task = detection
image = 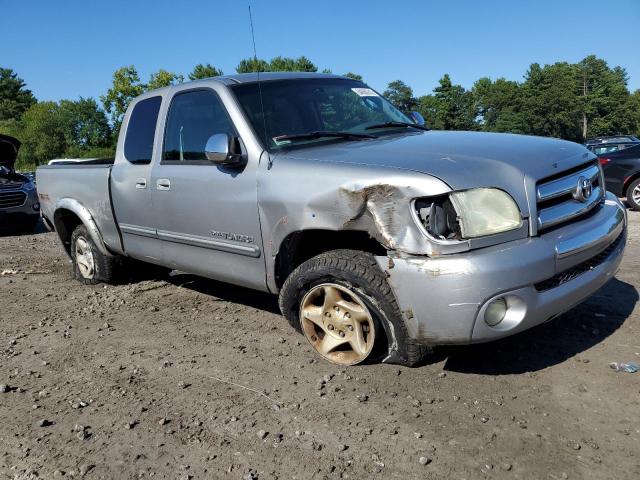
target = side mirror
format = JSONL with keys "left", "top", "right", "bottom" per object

{"left": 204, "top": 133, "right": 245, "bottom": 166}
{"left": 409, "top": 111, "right": 425, "bottom": 126}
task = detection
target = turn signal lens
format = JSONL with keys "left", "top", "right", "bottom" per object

{"left": 599, "top": 157, "right": 611, "bottom": 166}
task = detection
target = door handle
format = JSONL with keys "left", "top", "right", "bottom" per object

{"left": 135, "top": 178, "right": 147, "bottom": 189}
{"left": 157, "top": 179, "right": 171, "bottom": 191}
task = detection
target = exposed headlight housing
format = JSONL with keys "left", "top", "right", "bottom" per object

{"left": 449, "top": 188, "right": 522, "bottom": 238}
{"left": 415, "top": 188, "right": 522, "bottom": 240}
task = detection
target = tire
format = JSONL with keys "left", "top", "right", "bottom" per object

{"left": 70, "top": 224, "right": 119, "bottom": 285}
{"left": 625, "top": 178, "right": 640, "bottom": 211}
{"left": 279, "top": 249, "right": 431, "bottom": 367}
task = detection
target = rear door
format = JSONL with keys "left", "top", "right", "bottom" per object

{"left": 150, "top": 87, "right": 266, "bottom": 290}
{"left": 111, "top": 95, "right": 164, "bottom": 263}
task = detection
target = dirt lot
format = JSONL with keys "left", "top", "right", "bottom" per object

{"left": 1, "top": 211, "right": 639, "bottom": 480}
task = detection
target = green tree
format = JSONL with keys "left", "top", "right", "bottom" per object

{"left": 236, "top": 57, "right": 270, "bottom": 73}
{"left": 100, "top": 66, "right": 144, "bottom": 132}
{"left": 58, "top": 97, "right": 111, "bottom": 156}
{"left": 473, "top": 77, "right": 525, "bottom": 133}
{"left": 0, "top": 68, "right": 36, "bottom": 121}
{"left": 419, "top": 74, "right": 477, "bottom": 130}
{"left": 15, "top": 102, "right": 66, "bottom": 168}
{"left": 383, "top": 80, "right": 416, "bottom": 112}
{"left": 188, "top": 63, "right": 223, "bottom": 80}
{"left": 344, "top": 72, "right": 363, "bottom": 81}
{"left": 578, "top": 55, "right": 636, "bottom": 139}
{"left": 147, "top": 69, "right": 184, "bottom": 90}
{"left": 521, "top": 62, "right": 582, "bottom": 141}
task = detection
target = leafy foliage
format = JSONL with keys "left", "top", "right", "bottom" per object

{"left": 100, "top": 66, "right": 144, "bottom": 133}
{"left": 188, "top": 64, "right": 223, "bottom": 80}
{"left": 147, "top": 69, "right": 184, "bottom": 90}
{"left": 383, "top": 80, "right": 416, "bottom": 112}
{"left": 236, "top": 56, "right": 318, "bottom": 73}
{"left": 0, "top": 68, "right": 36, "bottom": 121}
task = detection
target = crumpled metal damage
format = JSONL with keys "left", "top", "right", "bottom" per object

{"left": 258, "top": 160, "right": 452, "bottom": 292}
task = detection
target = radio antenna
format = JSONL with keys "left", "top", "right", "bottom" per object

{"left": 248, "top": 5, "right": 269, "bottom": 153}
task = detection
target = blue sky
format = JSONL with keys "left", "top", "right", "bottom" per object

{"left": 3, "top": 0, "right": 639, "bottom": 102}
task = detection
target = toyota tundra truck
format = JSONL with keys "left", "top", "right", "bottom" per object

{"left": 36, "top": 73, "right": 627, "bottom": 366}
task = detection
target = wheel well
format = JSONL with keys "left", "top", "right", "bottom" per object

{"left": 274, "top": 229, "right": 387, "bottom": 288}
{"left": 624, "top": 172, "right": 640, "bottom": 194}
{"left": 53, "top": 209, "right": 82, "bottom": 255}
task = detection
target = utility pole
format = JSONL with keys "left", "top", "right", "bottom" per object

{"left": 581, "top": 69, "right": 588, "bottom": 141}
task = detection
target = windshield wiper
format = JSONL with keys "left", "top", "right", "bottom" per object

{"left": 273, "top": 131, "right": 375, "bottom": 142}
{"left": 365, "top": 122, "right": 429, "bottom": 131}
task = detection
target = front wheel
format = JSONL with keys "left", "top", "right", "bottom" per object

{"left": 279, "top": 249, "right": 431, "bottom": 366}
{"left": 626, "top": 178, "right": 640, "bottom": 211}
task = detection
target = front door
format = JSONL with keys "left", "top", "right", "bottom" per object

{"left": 150, "top": 88, "right": 266, "bottom": 291}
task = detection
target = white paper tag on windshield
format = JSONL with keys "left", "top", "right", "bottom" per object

{"left": 351, "top": 88, "right": 378, "bottom": 97}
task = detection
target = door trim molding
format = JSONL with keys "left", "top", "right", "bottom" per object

{"left": 157, "top": 229, "right": 261, "bottom": 258}
{"left": 119, "top": 223, "right": 158, "bottom": 239}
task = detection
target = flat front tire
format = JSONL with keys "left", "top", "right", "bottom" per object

{"left": 279, "top": 249, "right": 431, "bottom": 366}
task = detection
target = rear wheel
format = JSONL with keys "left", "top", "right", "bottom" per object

{"left": 279, "top": 249, "right": 431, "bottom": 366}
{"left": 626, "top": 178, "right": 640, "bottom": 211}
{"left": 70, "top": 225, "right": 119, "bottom": 285}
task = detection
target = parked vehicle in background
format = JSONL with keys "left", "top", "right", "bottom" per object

{"left": 36, "top": 73, "right": 627, "bottom": 366}
{"left": 586, "top": 135, "right": 640, "bottom": 155}
{"left": 598, "top": 143, "right": 640, "bottom": 211}
{"left": 0, "top": 134, "right": 40, "bottom": 232}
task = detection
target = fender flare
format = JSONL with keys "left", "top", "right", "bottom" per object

{"left": 53, "top": 198, "right": 113, "bottom": 257}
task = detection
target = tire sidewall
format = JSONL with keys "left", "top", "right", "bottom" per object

{"left": 282, "top": 261, "right": 399, "bottom": 365}
{"left": 627, "top": 179, "right": 640, "bottom": 211}
{"left": 71, "top": 226, "right": 100, "bottom": 284}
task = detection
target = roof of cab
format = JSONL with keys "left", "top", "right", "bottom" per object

{"left": 138, "top": 72, "right": 353, "bottom": 99}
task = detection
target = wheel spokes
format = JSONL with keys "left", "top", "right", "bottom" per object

{"left": 321, "top": 285, "right": 342, "bottom": 312}
{"left": 318, "top": 332, "right": 349, "bottom": 354}
{"left": 301, "top": 304, "right": 324, "bottom": 329}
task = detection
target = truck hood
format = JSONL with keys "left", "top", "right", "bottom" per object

{"left": 279, "top": 130, "right": 595, "bottom": 215}
{"left": 0, "top": 134, "right": 21, "bottom": 171}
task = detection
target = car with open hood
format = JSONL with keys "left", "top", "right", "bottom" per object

{"left": 0, "top": 134, "right": 40, "bottom": 231}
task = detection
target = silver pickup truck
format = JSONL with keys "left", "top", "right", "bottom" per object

{"left": 37, "top": 72, "right": 627, "bottom": 366}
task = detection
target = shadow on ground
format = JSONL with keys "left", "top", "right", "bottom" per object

{"left": 441, "top": 278, "right": 638, "bottom": 375}
{"left": 165, "top": 272, "right": 281, "bottom": 315}
{"left": 0, "top": 218, "right": 46, "bottom": 237}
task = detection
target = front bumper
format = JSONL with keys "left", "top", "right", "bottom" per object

{"left": 0, "top": 188, "right": 40, "bottom": 225}
{"left": 377, "top": 192, "right": 627, "bottom": 345}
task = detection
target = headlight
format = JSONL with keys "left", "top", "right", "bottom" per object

{"left": 23, "top": 181, "right": 36, "bottom": 191}
{"left": 449, "top": 188, "right": 522, "bottom": 238}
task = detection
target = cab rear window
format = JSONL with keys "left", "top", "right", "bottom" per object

{"left": 124, "top": 96, "right": 162, "bottom": 164}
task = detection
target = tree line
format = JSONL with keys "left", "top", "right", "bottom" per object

{"left": 1, "top": 54, "right": 638, "bottom": 170}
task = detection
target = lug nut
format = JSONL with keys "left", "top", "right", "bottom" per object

{"left": 339, "top": 331, "right": 345, "bottom": 338}
{"left": 324, "top": 312, "right": 331, "bottom": 317}
{"left": 347, "top": 325, "right": 353, "bottom": 331}
{"left": 345, "top": 313, "right": 351, "bottom": 319}
{"left": 334, "top": 306, "right": 340, "bottom": 312}
{"left": 328, "top": 324, "right": 334, "bottom": 331}
{"left": 310, "top": 335, "right": 317, "bottom": 341}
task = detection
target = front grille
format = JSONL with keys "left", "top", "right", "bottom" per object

{"left": 536, "top": 161, "right": 604, "bottom": 231}
{"left": 0, "top": 180, "right": 24, "bottom": 190}
{"left": 534, "top": 231, "right": 624, "bottom": 292}
{"left": 0, "top": 191, "right": 27, "bottom": 208}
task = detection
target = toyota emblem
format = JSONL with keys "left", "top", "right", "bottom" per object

{"left": 573, "top": 176, "right": 593, "bottom": 203}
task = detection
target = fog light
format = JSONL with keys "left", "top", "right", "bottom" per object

{"left": 484, "top": 298, "right": 507, "bottom": 326}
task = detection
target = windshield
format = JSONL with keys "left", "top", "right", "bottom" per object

{"left": 230, "top": 78, "right": 413, "bottom": 150}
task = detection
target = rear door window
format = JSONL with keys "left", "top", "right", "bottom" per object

{"left": 124, "top": 96, "right": 162, "bottom": 164}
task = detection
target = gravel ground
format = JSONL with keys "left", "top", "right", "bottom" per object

{"left": 1, "top": 210, "right": 639, "bottom": 479}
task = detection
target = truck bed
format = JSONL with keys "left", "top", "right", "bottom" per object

{"left": 36, "top": 164, "right": 122, "bottom": 254}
